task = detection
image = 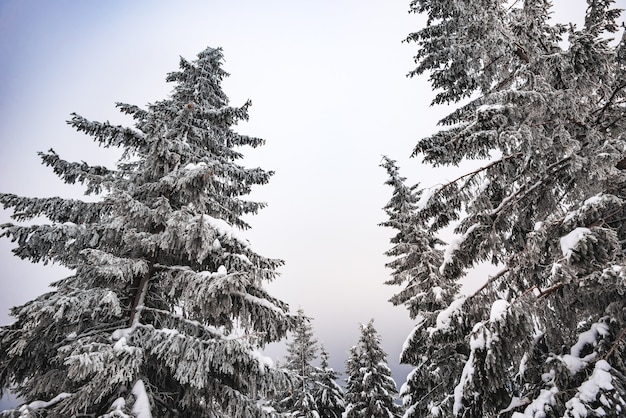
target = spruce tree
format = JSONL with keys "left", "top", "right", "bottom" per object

{"left": 277, "top": 309, "right": 320, "bottom": 417}
{"left": 312, "top": 347, "right": 345, "bottom": 418}
{"left": 343, "top": 320, "right": 401, "bottom": 418}
{"left": 379, "top": 156, "right": 465, "bottom": 417}
{"left": 401, "top": 0, "right": 626, "bottom": 416}
{"left": 379, "top": 156, "right": 459, "bottom": 318}
{"left": 0, "top": 46, "right": 294, "bottom": 417}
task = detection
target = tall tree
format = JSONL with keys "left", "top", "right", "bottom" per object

{"left": 402, "top": 0, "right": 626, "bottom": 416}
{"left": 379, "top": 156, "right": 465, "bottom": 417}
{"left": 0, "top": 46, "right": 294, "bottom": 417}
{"left": 277, "top": 309, "right": 320, "bottom": 417}
{"left": 312, "top": 346, "right": 345, "bottom": 418}
{"left": 343, "top": 320, "right": 401, "bottom": 418}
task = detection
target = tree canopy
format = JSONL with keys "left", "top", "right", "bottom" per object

{"left": 0, "top": 46, "right": 295, "bottom": 417}
{"left": 395, "top": 0, "right": 626, "bottom": 416}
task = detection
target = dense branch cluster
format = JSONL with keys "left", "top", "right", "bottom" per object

{"left": 381, "top": 0, "right": 626, "bottom": 416}
{"left": 0, "top": 47, "right": 295, "bottom": 417}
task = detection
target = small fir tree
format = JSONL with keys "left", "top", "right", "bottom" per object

{"left": 379, "top": 156, "right": 459, "bottom": 318}
{"left": 401, "top": 0, "right": 626, "bottom": 416}
{"left": 277, "top": 309, "right": 320, "bottom": 417}
{"left": 343, "top": 320, "right": 401, "bottom": 418}
{"left": 379, "top": 156, "right": 465, "bottom": 417}
{"left": 0, "top": 47, "right": 295, "bottom": 417}
{"left": 312, "top": 346, "right": 345, "bottom": 418}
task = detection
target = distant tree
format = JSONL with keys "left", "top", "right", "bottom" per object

{"left": 379, "top": 156, "right": 464, "bottom": 417}
{"left": 401, "top": 0, "right": 626, "bottom": 416}
{"left": 277, "top": 309, "right": 320, "bottom": 417}
{"left": 0, "top": 46, "right": 295, "bottom": 417}
{"left": 312, "top": 346, "right": 345, "bottom": 418}
{"left": 343, "top": 320, "right": 401, "bottom": 418}
{"left": 379, "top": 155, "right": 459, "bottom": 317}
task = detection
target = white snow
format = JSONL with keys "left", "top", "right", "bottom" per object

{"left": 564, "top": 193, "right": 604, "bottom": 222}
{"left": 559, "top": 322, "right": 610, "bottom": 374}
{"left": 233, "top": 291, "right": 285, "bottom": 315}
{"left": 249, "top": 349, "right": 274, "bottom": 375}
{"left": 440, "top": 224, "right": 480, "bottom": 274}
{"left": 113, "top": 337, "right": 135, "bottom": 354}
{"left": 469, "top": 323, "right": 487, "bottom": 350}
{"left": 183, "top": 161, "right": 207, "bottom": 170}
{"left": 572, "top": 323, "right": 610, "bottom": 357}
{"left": 513, "top": 386, "right": 558, "bottom": 418}
{"left": 197, "top": 265, "right": 228, "bottom": 279}
{"left": 19, "top": 393, "right": 72, "bottom": 414}
{"left": 477, "top": 104, "right": 504, "bottom": 112}
{"left": 203, "top": 214, "right": 250, "bottom": 248}
{"left": 400, "top": 316, "right": 426, "bottom": 359}
{"left": 559, "top": 228, "right": 591, "bottom": 259}
{"left": 417, "top": 186, "right": 438, "bottom": 211}
{"left": 489, "top": 299, "right": 509, "bottom": 322}
{"left": 131, "top": 379, "right": 153, "bottom": 418}
{"left": 428, "top": 297, "right": 466, "bottom": 336}
{"left": 561, "top": 353, "right": 596, "bottom": 375}
{"left": 580, "top": 363, "right": 614, "bottom": 401}
{"left": 228, "top": 252, "right": 252, "bottom": 265}
{"left": 565, "top": 360, "right": 614, "bottom": 417}
{"left": 112, "top": 327, "right": 133, "bottom": 341}
{"left": 499, "top": 396, "right": 529, "bottom": 414}
{"left": 109, "top": 397, "right": 127, "bottom": 414}
{"left": 453, "top": 350, "right": 476, "bottom": 415}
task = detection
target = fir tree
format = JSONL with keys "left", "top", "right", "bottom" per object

{"left": 379, "top": 156, "right": 465, "bottom": 417}
{"left": 277, "top": 309, "right": 320, "bottom": 417}
{"left": 343, "top": 320, "right": 401, "bottom": 418}
{"left": 402, "top": 0, "right": 626, "bottom": 416}
{"left": 312, "top": 347, "right": 345, "bottom": 418}
{"left": 379, "top": 156, "right": 459, "bottom": 319}
{"left": 0, "top": 46, "right": 295, "bottom": 417}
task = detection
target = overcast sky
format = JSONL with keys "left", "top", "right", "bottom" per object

{"left": 0, "top": 0, "right": 597, "bottom": 390}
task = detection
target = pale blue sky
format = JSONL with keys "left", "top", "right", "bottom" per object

{"left": 0, "top": 0, "right": 599, "bottom": 391}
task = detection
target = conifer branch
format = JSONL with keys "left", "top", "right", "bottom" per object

{"left": 604, "top": 327, "right": 626, "bottom": 361}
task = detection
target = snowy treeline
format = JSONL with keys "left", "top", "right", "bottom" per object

{"left": 1, "top": 0, "right": 625, "bottom": 417}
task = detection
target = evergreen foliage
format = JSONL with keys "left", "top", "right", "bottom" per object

{"left": 0, "top": 46, "right": 295, "bottom": 417}
{"left": 398, "top": 0, "right": 626, "bottom": 416}
{"left": 277, "top": 309, "right": 320, "bottom": 417}
{"left": 312, "top": 347, "right": 345, "bottom": 418}
{"left": 276, "top": 310, "right": 345, "bottom": 418}
{"left": 343, "top": 320, "right": 401, "bottom": 418}
{"left": 379, "top": 156, "right": 465, "bottom": 417}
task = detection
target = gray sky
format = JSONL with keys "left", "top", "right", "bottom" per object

{"left": 0, "top": 0, "right": 595, "bottom": 389}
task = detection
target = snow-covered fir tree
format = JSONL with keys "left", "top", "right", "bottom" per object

{"left": 343, "top": 320, "right": 401, "bottom": 418}
{"left": 400, "top": 0, "right": 626, "bottom": 416}
{"left": 276, "top": 309, "right": 320, "bottom": 417}
{"left": 379, "top": 155, "right": 459, "bottom": 318}
{"left": 312, "top": 346, "right": 345, "bottom": 418}
{"left": 0, "top": 46, "right": 295, "bottom": 417}
{"left": 379, "top": 156, "right": 465, "bottom": 417}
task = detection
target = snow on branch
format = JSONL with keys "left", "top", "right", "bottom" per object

{"left": 203, "top": 215, "right": 250, "bottom": 248}
{"left": 131, "top": 379, "right": 153, "bottom": 418}
{"left": 564, "top": 360, "right": 615, "bottom": 417}
{"left": 427, "top": 297, "right": 467, "bottom": 337}
{"left": 559, "top": 227, "right": 592, "bottom": 260}
{"left": 17, "top": 393, "right": 72, "bottom": 416}
{"left": 439, "top": 224, "right": 480, "bottom": 274}
{"left": 559, "top": 322, "right": 609, "bottom": 374}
